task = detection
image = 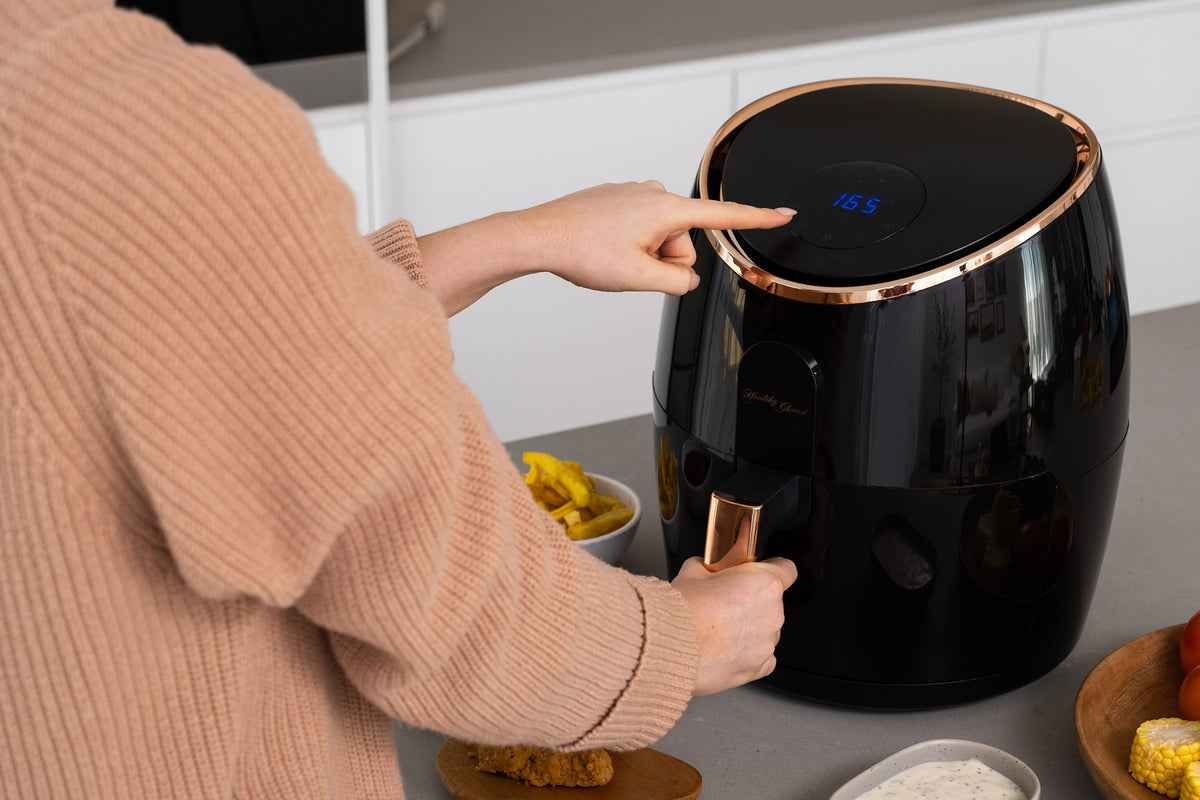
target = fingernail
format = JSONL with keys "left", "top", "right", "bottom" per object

{"left": 775, "top": 207, "right": 797, "bottom": 216}
{"left": 688, "top": 272, "right": 701, "bottom": 291}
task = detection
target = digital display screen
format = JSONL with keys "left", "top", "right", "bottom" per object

{"left": 831, "top": 192, "right": 887, "bottom": 214}
{"left": 784, "top": 161, "right": 926, "bottom": 249}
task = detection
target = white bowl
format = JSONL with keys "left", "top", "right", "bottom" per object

{"left": 829, "top": 739, "right": 1041, "bottom": 800}
{"left": 573, "top": 474, "right": 641, "bottom": 566}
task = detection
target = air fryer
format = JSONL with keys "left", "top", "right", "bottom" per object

{"left": 652, "top": 78, "right": 1129, "bottom": 709}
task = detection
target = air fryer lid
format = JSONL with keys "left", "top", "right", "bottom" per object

{"left": 721, "top": 83, "right": 1079, "bottom": 286}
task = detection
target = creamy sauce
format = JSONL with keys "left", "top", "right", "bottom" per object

{"left": 855, "top": 758, "right": 1027, "bottom": 800}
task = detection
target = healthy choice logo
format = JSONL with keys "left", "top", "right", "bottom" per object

{"left": 741, "top": 389, "right": 809, "bottom": 416}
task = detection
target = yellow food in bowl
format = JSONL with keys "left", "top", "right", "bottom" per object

{"left": 522, "top": 451, "right": 634, "bottom": 541}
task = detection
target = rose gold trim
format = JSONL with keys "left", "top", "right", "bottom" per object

{"left": 698, "top": 77, "right": 1101, "bottom": 305}
{"left": 704, "top": 492, "right": 761, "bottom": 570}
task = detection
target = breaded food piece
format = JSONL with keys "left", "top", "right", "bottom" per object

{"left": 466, "top": 741, "right": 614, "bottom": 787}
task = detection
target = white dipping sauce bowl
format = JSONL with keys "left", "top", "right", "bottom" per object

{"left": 828, "top": 739, "right": 1041, "bottom": 800}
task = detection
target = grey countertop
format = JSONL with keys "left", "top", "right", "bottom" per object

{"left": 389, "top": 0, "right": 1132, "bottom": 98}
{"left": 392, "top": 301, "right": 1200, "bottom": 798}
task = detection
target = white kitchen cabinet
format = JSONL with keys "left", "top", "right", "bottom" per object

{"left": 309, "top": 104, "right": 372, "bottom": 234}
{"left": 1041, "top": 0, "right": 1200, "bottom": 138}
{"left": 387, "top": 68, "right": 736, "bottom": 441}
{"left": 732, "top": 23, "right": 1044, "bottom": 108}
{"left": 387, "top": 66, "right": 735, "bottom": 234}
{"left": 1103, "top": 126, "right": 1200, "bottom": 314}
{"left": 1037, "top": 0, "right": 1200, "bottom": 314}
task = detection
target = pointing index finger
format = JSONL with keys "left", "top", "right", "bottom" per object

{"left": 682, "top": 198, "right": 796, "bottom": 232}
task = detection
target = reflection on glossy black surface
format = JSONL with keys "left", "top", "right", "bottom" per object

{"left": 872, "top": 514, "right": 938, "bottom": 594}
{"left": 652, "top": 167, "right": 1129, "bottom": 708}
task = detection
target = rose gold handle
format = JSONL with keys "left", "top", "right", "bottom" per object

{"left": 704, "top": 491, "right": 763, "bottom": 571}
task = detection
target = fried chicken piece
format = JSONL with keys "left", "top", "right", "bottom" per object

{"left": 466, "top": 741, "right": 614, "bottom": 787}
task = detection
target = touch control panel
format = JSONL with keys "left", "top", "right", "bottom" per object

{"left": 787, "top": 160, "right": 926, "bottom": 249}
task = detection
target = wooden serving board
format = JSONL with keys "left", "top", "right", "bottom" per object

{"left": 1075, "top": 624, "right": 1187, "bottom": 800}
{"left": 435, "top": 738, "right": 702, "bottom": 800}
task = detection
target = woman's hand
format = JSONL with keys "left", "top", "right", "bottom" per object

{"left": 414, "top": 181, "right": 793, "bottom": 314}
{"left": 519, "top": 181, "right": 795, "bottom": 295}
{"left": 670, "top": 556, "right": 798, "bottom": 697}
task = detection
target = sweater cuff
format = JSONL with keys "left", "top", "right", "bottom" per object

{"left": 572, "top": 574, "right": 698, "bottom": 751}
{"left": 366, "top": 218, "right": 428, "bottom": 289}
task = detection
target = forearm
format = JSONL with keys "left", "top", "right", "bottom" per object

{"left": 416, "top": 210, "right": 542, "bottom": 315}
{"left": 395, "top": 181, "right": 792, "bottom": 315}
{"left": 297, "top": 390, "right": 697, "bottom": 749}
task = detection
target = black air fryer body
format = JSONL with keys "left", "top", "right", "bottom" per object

{"left": 653, "top": 79, "right": 1129, "bottom": 709}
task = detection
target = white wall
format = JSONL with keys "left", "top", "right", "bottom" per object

{"left": 313, "top": 0, "right": 1200, "bottom": 442}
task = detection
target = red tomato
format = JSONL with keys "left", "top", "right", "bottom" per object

{"left": 1181, "top": 610, "right": 1200, "bottom": 674}
{"left": 1181, "top": 665, "right": 1200, "bottom": 720}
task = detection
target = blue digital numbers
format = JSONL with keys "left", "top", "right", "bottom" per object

{"left": 832, "top": 192, "right": 882, "bottom": 214}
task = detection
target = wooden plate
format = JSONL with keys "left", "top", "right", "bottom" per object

{"left": 435, "top": 738, "right": 701, "bottom": 800}
{"left": 1075, "top": 624, "right": 1188, "bottom": 800}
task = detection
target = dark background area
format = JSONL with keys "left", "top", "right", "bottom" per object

{"left": 115, "top": 0, "right": 365, "bottom": 64}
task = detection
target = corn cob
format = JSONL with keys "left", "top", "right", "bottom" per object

{"left": 1181, "top": 762, "right": 1200, "bottom": 800}
{"left": 1130, "top": 718, "right": 1200, "bottom": 797}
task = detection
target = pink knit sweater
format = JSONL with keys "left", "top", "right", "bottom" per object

{"left": 0, "top": 2, "right": 698, "bottom": 797}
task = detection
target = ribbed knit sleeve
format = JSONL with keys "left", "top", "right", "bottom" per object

{"left": 11, "top": 9, "right": 695, "bottom": 754}
{"left": 367, "top": 218, "right": 429, "bottom": 289}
